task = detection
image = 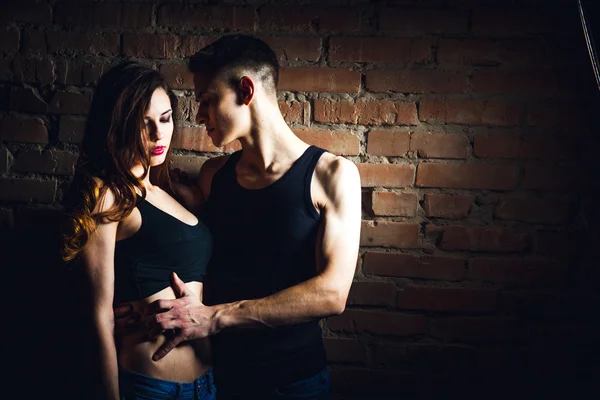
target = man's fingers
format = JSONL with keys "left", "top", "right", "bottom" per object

{"left": 146, "top": 298, "right": 175, "bottom": 314}
{"left": 152, "top": 337, "right": 181, "bottom": 362}
{"left": 171, "top": 272, "right": 192, "bottom": 298}
{"left": 113, "top": 303, "right": 133, "bottom": 319}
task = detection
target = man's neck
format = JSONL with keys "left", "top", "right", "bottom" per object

{"left": 238, "top": 109, "right": 309, "bottom": 173}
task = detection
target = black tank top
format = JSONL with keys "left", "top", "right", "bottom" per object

{"left": 203, "top": 145, "right": 327, "bottom": 389}
{"left": 113, "top": 200, "right": 212, "bottom": 303}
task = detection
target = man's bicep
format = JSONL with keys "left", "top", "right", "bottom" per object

{"left": 317, "top": 159, "right": 361, "bottom": 291}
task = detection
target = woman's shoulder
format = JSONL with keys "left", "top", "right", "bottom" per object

{"left": 88, "top": 176, "right": 117, "bottom": 216}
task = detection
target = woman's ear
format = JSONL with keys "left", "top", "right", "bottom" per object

{"left": 239, "top": 76, "right": 254, "bottom": 105}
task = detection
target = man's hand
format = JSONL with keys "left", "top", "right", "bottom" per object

{"left": 113, "top": 303, "right": 142, "bottom": 337}
{"left": 145, "top": 272, "right": 219, "bottom": 361}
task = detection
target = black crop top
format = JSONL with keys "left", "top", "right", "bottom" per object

{"left": 113, "top": 200, "right": 212, "bottom": 303}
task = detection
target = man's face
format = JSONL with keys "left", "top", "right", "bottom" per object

{"left": 194, "top": 72, "right": 249, "bottom": 147}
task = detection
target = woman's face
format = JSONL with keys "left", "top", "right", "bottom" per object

{"left": 144, "top": 88, "right": 174, "bottom": 167}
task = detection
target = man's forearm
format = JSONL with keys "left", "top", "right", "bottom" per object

{"left": 212, "top": 275, "right": 346, "bottom": 332}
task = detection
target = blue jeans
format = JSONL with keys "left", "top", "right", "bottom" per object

{"left": 216, "top": 368, "right": 331, "bottom": 400}
{"left": 119, "top": 369, "right": 216, "bottom": 400}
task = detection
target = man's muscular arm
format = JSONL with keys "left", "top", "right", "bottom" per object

{"left": 147, "top": 155, "right": 361, "bottom": 360}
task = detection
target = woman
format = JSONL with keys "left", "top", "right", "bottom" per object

{"left": 62, "top": 61, "right": 214, "bottom": 400}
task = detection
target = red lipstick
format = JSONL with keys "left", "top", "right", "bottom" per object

{"left": 151, "top": 146, "right": 166, "bottom": 156}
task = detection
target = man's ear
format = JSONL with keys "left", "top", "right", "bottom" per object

{"left": 239, "top": 76, "right": 254, "bottom": 105}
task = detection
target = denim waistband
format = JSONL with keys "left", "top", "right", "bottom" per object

{"left": 119, "top": 368, "right": 214, "bottom": 399}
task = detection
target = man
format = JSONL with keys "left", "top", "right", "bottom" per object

{"left": 118, "top": 34, "right": 361, "bottom": 399}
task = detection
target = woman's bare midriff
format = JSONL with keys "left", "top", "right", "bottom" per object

{"left": 117, "top": 281, "right": 211, "bottom": 382}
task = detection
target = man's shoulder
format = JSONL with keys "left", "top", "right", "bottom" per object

{"left": 315, "top": 151, "right": 359, "bottom": 183}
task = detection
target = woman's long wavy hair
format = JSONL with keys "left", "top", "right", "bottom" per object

{"left": 62, "top": 61, "right": 178, "bottom": 262}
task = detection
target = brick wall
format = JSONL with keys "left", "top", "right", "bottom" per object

{"left": 2, "top": 1, "right": 600, "bottom": 399}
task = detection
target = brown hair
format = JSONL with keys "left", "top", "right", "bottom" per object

{"left": 188, "top": 34, "right": 280, "bottom": 93}
{"left": 62, "top": 61, "right": 178, "bottom": 262}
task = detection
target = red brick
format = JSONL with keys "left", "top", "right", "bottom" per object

{"left": 534, "top": 231, "right": 576, "bottom": 261}
{"left": 367, "top": 130, "right": 410, "bottom": 156}
{"left": 172, "top": 125, "right": 240, "bottom": 153}
{"left": 397, "top": 286, "right": 498, "bottom": 312}
{"left": 261, "top": 36, "right": 321, "bottom": 62}
{"left": 47, "top": 31, "right": 120, "bottom": 56}
{"left": 360, "top": 221, "right": 419, "bottom": 248}
{"left": 55, "top": 2, "right": 153, "bottom": 28}
{"left": 55, "top": 2, "right": 121, "bottom": 27}
{"left": 347, "top": 281, "right": 397, "bottom": 306}
{"left": 176, "top": 96, "right": 199, "bottom": 123}
{"left": 519, "top": 134, "right": 576, "bottom": 160}
{"left": 329, "top": 37, "right": 431, "bottom": 63}
{"left": 323, "top": 337, "right": 368, "bottom": 364}
{"left": 472, "top": 9, "right": 557, "bottom": 37}
{"left": 12, "top": 150, "right": 77, "bottom": 175}
{"left": 0, "top": 178, "right": 56, "bottom": 203}
{"left": 0, "top": 26, "right": 19, "bottom": 53}
{"left": 157, "top": 5, "right": 254, "bottom": 30}
{"left": 168, "top": 155, "right": 208, "bottom": 181}
{"left": 292, "top": 129, "right": 360, "bottom": 156}
{"left": 437, "top": 39, "right": 545, "bottom": 67}
{"left": 178, "top": 36, "right": 217, "bottom": 58}
{"left": 315, "top": 99, "right": 418, "bottom": 125}
{"left": 11, "top": 55, "right": 54, "bottom": 84}
{"left": 356, "top": 163, "right": 415, "bottom": 188}
{"left": 48, "top": 91, "right": 91, "bottom": 115}
{"left": 123, "top": 34, "right": 180, "bottom": 59}
{"left": 160, "top": 64, "right": 194, "bottom": 90}
{"left": 473, "top": 132, "right": 521, "bottom": 159}
{"left": 9, "top": 87, "right": 47, "bottom": 113}
{"left": 3, "top": 1, "right": 52, "bottom": 24}
{"left": 279, "top": 67, "right": 360, "bottom": 93}
{"left": 528, "top": 101, "right": 585, "bottom": 128}
{"left": 0, "top": 208, "right": 14, "bottom": 230}
{"left": 259, "top": 6, "right": 359, "bottom": 32}
{"left": 279, "top": 101, "right": 307, "bottom": 124}
{"left": 20, "top": 29, "right": 46, "bottom": 53}
{"left": 423, "top": 193, "right": 474, "bottom": 219}
{"left": 468, "top": 258, "right": 566, "bottom": 286}
{"left": 494, "top": 197, "right": 572, "bottom": 224}
{"left": 472, "top": 70, "right": 559, "bottom": 95}
{"left": 416, "top": 163, "right": 519, "bottom": 190}
{"left": 502, "top": 290, "right": 571, "bottom": 318}
{"left": 363, "top": 252, "right": 465, "bottom": 281}
{"left": 429, "top": 225, "right": 532, "bottom": 253}
{"left": 0, "top": 148, "right": 11, "bottom": 173}
{"left": 59, "top": 117, "right": 86, "bottom": 144}
{"left": 429, "top": 317, "right": 522, "bottom": 342}
{"left": 327, "top": 309, "right": 425, "bottom": 336}
{"left": 410, "top": 132, "right": 469, "bottom": 159}
{"left": 521, "top": 163, "right": 578, "bottom": 190}
{"left": 0, "top": 116, "right": 48, "bottom": 143}
{"left": 371, "top": 191, "right": 417, "bottom": 217}
{"left": 419, "top": 99, "right": 524, "bottom": 126}
{"left": 379, "top": 9, "right": 468, "bottom": 35}
{"left": 367, "top": 69, "right": 466, "bottom": 94}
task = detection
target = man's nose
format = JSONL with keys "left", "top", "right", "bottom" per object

{"left": 196, "top": 109, "right": 207, "bottom": 125}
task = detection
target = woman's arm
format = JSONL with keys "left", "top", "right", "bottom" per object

{"left": 79, "top": 188, "right": 120, "bottom": 400}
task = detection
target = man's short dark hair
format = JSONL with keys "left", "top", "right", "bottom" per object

{"left": 188, "top": 34, "right": 279, "bottom": 92}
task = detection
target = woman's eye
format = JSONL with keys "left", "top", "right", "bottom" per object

{"left": 160, "top": 117, "right": 172, "bottom": 123}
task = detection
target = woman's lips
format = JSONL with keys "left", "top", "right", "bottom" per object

{"left": 151, "top": 146, "right": 166, "bottom": 155}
